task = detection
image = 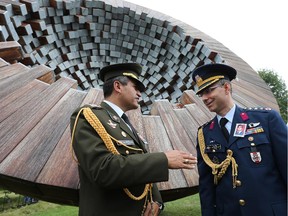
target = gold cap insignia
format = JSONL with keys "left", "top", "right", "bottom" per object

{"left": 195, "top": 75, "right": 203, "bottom": 86}
{"left": 123, "top": 72, "right": 138, "bottom": 80}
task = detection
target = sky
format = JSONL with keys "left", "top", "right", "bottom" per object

{"left": 126, "top": 0, "right": 288, "bottom": 85}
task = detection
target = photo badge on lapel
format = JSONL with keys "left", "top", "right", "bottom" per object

{"left": 233, "top": 123, "right": 247, "bottom": 137}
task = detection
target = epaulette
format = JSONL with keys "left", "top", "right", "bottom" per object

{"left": 243, "top": 107, "right": 272, "bottom": 111}
{"left": 86, "top": 104, "right": 102, "bottom": 110}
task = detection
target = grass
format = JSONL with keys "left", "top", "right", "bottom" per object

{"left": 0, "top": 189, "right": 201, "bottom": 215}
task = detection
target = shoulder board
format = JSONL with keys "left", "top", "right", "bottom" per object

{"left": 85, "top": 104, "right": 102, "bottom": 110}
{"left": 243, "top": 107, "right": 272, "bottom": 111}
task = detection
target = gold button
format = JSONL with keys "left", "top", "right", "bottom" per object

{"left": 250, "top": 143, "right": 255, "bottom": 146}
{"left": 236, "top": 180, "right": 241, "bottom": 187}
{"left": 248, "top": 136, "right": 254, "bottom": 141}
{"left": 239, "top": 199, "right": 245, "bottom": 206}
{"left": 126, "top": 150, "right": 129, "bottom": 154}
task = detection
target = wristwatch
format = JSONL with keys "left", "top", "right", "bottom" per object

{"left": 154, "top": 201, "right": 164, "bottom": 211}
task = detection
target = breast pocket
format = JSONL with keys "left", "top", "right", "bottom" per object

{"left": 204, "top": 140, "right": 226, "bottom": 164}
{"left": 236, "top": 133, "right": 271, "bottom": 167}
{"left": 114, "top": 139, "right": 143, "bottom": 156}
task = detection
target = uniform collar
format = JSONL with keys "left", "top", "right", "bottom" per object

{"left": 217, "top": 104, "right": 236, "bottom": 133}
{"left": 103, "top": 100, "right": 124, "bottom": 118}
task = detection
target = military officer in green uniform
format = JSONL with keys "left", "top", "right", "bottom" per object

{"left": 70, "top": 63, "right": 197, "bottom": 216}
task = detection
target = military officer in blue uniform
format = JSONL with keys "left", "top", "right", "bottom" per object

{"left": 70, "top": 63, "right": 197, "bottom": 216}
{"left": 192, "top": 63, "right": 287, "bottom": 216}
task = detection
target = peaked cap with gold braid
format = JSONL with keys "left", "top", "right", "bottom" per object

{"left": 99, "top": 63, "right": 145, "bottom": 92}
{"left": 192, "top": 63, "right": 237, "bottom": 94}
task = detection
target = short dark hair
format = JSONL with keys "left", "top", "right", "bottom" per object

{"left": 218, "top": 78, "right": 232, "bottom": 93}
{"left": 103, "top": 76, "right": 129, "bottom": 98}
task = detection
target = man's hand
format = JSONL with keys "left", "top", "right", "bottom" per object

{"left": 143, "top": 201, "right": 162, "bottom": 216}
{"left": 165, "top": 150, "right": 197, "bottom": 169}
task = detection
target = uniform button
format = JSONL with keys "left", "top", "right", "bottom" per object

{"left": 236, "top": 180, "right": 241, "bottom": 187}
{"left": 239, "top": 199, "right": 245, "bottom": 206}
{"left": 126, "top": 150, "right": 129, "bottom": 154}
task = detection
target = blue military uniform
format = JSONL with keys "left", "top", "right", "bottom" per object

{"left": 197, "top": 106, "right": 287, "bottom": 216}
{"left": 192, "top": 63, "right": 287, "bottom": 216}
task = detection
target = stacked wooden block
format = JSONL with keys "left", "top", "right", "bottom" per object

{"left": 0, "top": 0, "right": 223, "bottom": 113}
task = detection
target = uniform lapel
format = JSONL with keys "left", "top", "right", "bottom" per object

{"left": 100, "top": 102, "right": 145, "bottom": 150}
{"left": 228, "top": 106, "right": 249, "bottom": 147}
{"left": 208, "top": 117, "right": 228, "bottom": 146}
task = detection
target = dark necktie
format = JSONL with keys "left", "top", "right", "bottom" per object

{"left": 220, "top": 118, "right": 229, "bottom": 141}
{"left": 122, "top": 113, "right": 139, "bottom": 139}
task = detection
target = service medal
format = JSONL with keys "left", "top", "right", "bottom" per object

{"left": 250, "top": 152, "right": 262, "bottom": 163}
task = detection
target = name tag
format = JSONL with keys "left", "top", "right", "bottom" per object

{"left": 118, "top": 140, "right": 134, "bottom": 146}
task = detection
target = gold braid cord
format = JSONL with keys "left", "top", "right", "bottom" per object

{"left": 198, "top": 127, "right": 238, "bottom": 188}
{"left": 72, "top": 107, "right": 152, "bottom": 201}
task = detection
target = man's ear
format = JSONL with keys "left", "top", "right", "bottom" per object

{"left": 224, "top": 82, "right": 231, "bottom": 94}
{"left": 113, "top": 80, "right": 122, "bottom": 93}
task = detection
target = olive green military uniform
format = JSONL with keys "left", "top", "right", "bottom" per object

{"left": 71, "top": 102, "right": 168, "bottom": 216}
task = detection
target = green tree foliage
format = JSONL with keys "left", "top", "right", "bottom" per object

{"left": 258, "top": 69, "right": 287, "bottom": 122}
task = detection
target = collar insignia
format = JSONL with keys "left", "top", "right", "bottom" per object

{"left": 107, "top": 120, "right": 117, "bottom": 128}
{"left": 112, "top": 115, "right": 120, "bottom": 122}
{"left": 240, "top": 112, "right": 249, "bottom": 121}
{"left": 209, "top": 121, "right": 215, "bottom": 130}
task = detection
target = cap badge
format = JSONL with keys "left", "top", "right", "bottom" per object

{"left": 195, "top": 75, "right": 203, "bottom": 86}
{"left": 123, "top": 72, "right": 138, "bottom": 80}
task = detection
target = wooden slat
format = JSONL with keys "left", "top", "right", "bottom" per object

{"left": 37, "top": 70, "right": 55, "bottom": 84}
{"left": 2, "top": 0, "right": 28, "bottom": 15}
{"left": 185, "top": 104, "right": 212, "bottom": 126}
{"left": 179, "top": 90, "right": 214, "bottom": 118}
{"left": 0, "top": 77, "right": 77, "bottom": 163}
{"left": 0, "top": 58, "right": 9, "bottom": 67}
{"left": 0, "top": 89, "right": 85, "bottom": 181}
{"left": 36, "top": 88, "right": 102, "bottom": 188}
{"left": 36, "top": 88, "right": 106, "bottom": 205}
{"left": 0, "top": 41, "right": 24, "bottom": 63}
{"left": 126, "top": 106, "right": 146, "bottom": 140}
{"left": 174, "top": 108, "right": 199, "bottom": 149}
{"left": 0, "top": 62, "right": 29, "bottom": 80}
{"left": 142, "top": 115, "right": 187, "bottom": 190}
{"left": 0, "top": 79, "right": 49, "bottom": 123}
{"left": 0, "top": 64, "right": 54, "bottom": 99}
{"left": 150, "top": 100, "right": 198, "bottom": 187}
{"left": 19, "top": 0, "right": 40, "bottom": 13}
